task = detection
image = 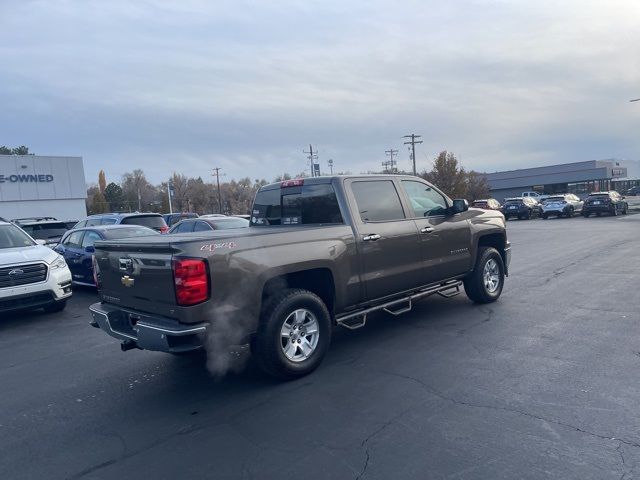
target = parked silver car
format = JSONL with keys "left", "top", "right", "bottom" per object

{"left": 540, "top": 194, "right": 583, "bottom": 219}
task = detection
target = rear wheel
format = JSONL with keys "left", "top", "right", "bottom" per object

{"left": 43, "top": 300, "right": 66, "bottom": 313}
{"left": 566, "top": 207, "right": 574, "bottom": 218}
{"left": 623, "top": 204, "right": 628, "bottom": 215}
{"left": 542, "top": 213, "right": 548, "bottom": 219}
{"left": 464, "top": 247, "right": 505, "bottom": 304}
{"left": 611, "top": 206, "right": 618, "bottom": 216}
{"left": 252, "top": 288, "right": 332, "bottom": 380}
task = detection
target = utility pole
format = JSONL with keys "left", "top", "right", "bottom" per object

{"left": 167, "top": 179, "right": 174, "bottom": 214}
{"left": 328, "top": 159, "right": 334, "bottom": 175}
{"left": 403, "top": 134, "right": 423, "bottom": 176}
{"left": 304, "top": 145, "right": 319, "bottom": 177}
{"left": 383, "top": 148, "right": 398, "bottom": 173}
{"left": 212, "top": 167, "right": 224, "bottom": 214}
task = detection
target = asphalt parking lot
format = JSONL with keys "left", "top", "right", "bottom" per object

{"left": 1, "top": 213, "right": 639, "bottom": 480}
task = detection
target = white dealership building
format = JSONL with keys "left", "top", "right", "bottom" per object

{"left": 0, "top": 155, "right": 87, "bottom": 221}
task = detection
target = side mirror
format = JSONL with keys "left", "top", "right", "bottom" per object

{"left": 85, "top": 245, "right": 95, "bottom": 253}
{"left": 450, "top": 199, "right": 469, "bottom": 215}
{"left": 35, "top": 239, "right": 47, "bottom": 246}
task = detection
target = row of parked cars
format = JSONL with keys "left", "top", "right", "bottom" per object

{"left": 0, "top": 212, "right": 250, "bottom": 315}
{"left": 473, "top": 191, "right": 630, "bottom": 220}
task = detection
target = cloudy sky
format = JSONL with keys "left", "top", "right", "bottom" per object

{"left": 1, "top": 0, "right": 639, "bottom": 184}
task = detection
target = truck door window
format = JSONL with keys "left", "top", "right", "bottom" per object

{"left": 401, "top": 180, "right": 448, "bottom": 217}
{"left": 351, "top": 180, "right": 405, "bottom": 222}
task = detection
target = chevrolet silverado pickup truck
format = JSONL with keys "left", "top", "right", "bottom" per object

{"left": 90, "top": 175, "right": 511, "bottom": 379}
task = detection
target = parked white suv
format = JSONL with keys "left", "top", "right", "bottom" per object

{"left": 0, "top": 221, "right": 72, "bottom": 314}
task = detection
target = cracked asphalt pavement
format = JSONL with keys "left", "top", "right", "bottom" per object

{"left": 1, "top": 214, "right": 639, "bottom": 479}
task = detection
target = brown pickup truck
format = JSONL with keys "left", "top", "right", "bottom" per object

{"left": 90, "top": 175, "right": 511, "bottom": 378}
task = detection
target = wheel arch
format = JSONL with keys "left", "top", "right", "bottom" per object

{"left": 261, "top": 268, "right": 336, "bottom": 318}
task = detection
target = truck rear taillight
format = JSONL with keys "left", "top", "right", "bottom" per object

{"left": 172, "top": 258, "right": 209, "bottom": 306}
{"left": 160, "top": 225, "right": 169, "bottom": 234}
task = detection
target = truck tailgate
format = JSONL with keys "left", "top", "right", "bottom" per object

{"left": 95, "top": 242, "right": 180, "bottom": 318}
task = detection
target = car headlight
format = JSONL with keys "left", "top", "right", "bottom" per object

{"left": 50, "top": 255, "right": 67, "bottom": 270}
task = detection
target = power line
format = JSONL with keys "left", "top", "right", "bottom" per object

{"left": 382, "top": 148, "right": 398, "bottom": 173}
{"left": 403, "top": 134, "right": 423, "bottom": 176}
{"left": 303, "top": 144, "right": 319, "bottom": 177}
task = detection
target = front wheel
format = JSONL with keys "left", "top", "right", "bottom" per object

{"left": 622, "top": 204, "right": 628, "bottom": 215}
{"left": 252, "top": 289, "right": 332, "bottom": 380}
{"left": 464, "top": 247, "right": 505, "bottom": 304}
{"left": 566, "top": 207, "right": 574, "bottom": 218}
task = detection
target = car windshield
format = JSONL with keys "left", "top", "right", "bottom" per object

{"left": 19, "top": 222, "right": 68, "bottom": 240}
{"left": 504, "top": 199, "right": 523, "bottom": 205}
{"left": 104, "top": 227, "right": 159, "bottom": 239}
{"left": 0, "top": 224, "right": 36, "bottom": 249}
{"left": 543, "top": 197, "right": 565, "bottom": 202}
{"left": 211, "top": 218, "right": 250, "bottom": 229}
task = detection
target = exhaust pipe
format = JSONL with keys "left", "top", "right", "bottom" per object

{"left": 121, "top": 340, "right": 139, "bottom": 352}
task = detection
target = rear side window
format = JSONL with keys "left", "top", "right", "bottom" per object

{"left": 193, "top": 221, "right": 212, "bottom": 232}
{"left": 81, "top": 231, "right": 102, "bottom": 247}
{"left": 252, "top": 183, "right": 343, "bottom": 226}
{"left": 121, "top": 215, "right": 166, "bottom": 229}
{"left": 63, "top": 231, "right": 84, "bottom": 248}
{"left": 172, "top": 221, "right": 195, "bottom": 233}
{"left": 101, "top": 218, "right": 117, "bottom": 225}
{"left": 351, "top": 180, "right": 405, "bottom": 222}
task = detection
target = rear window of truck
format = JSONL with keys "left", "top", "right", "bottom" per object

{"left": 252, "top": 183, "right": 343, "bottom": 226}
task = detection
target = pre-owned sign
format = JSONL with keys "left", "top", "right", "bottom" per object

{"left": 0, "top": 174, "right": 54, "bottom": 183}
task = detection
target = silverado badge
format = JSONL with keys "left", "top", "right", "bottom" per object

{"left": 121, "top": 275, "right": 135, "bottom": 287}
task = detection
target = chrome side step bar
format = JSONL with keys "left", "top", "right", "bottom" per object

{"left": 336, "top": 280, "right": 463, "bottom": 330}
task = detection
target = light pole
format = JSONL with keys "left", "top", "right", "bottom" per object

{"left": 328, "top": 159, "right": 334, "bottom": 174}
{"left": 167, "top": 179, "right": 174, "bottom": 214}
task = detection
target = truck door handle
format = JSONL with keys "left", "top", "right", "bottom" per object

{"left": 420, "top": 226, "right": 435, "bottom": 234}
{"left": 363, "top": 234, "right": 381, "bottom": 242}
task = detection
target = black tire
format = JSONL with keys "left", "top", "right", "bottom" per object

{"left": 622, "top": 204, "right": 628, "bottom": 215}
{"left": 526, "top": 210, "right": 532, "bottom": 220}
{"left": 596, "top": 212, "right": 601, "bottom": 217}
{"left": 463, "top": 247, "right": 505, "bottom": 304}
{"left": 582, "top": 211, "right": 589, "bottom": 218}
{"left": 542, "top": 213, "right": 548, "bottom": 220}
{"left": 252, "top": 288, "right": 332, "bottom": 380}
{"left": 611, "top": 206, "right": 618, "bottom": 216}
{"left": 43, "top": 300, "right": 66, "bottom": 313}
{"left": 566, "top": 207, "right": 574, "bottom": 218}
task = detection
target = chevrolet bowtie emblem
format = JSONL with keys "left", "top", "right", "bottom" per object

{"left": 121, "top": 275, "right": 135, "bottom": 287}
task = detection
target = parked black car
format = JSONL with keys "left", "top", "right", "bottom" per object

{"left": 502, "top": 197, "right": 541, "bottom": 220}
{"left": 626, "top": 186, "right": 640, "bottom": 196}
{"left": 582, "top": 191, "right": 628, "bottom": 217}
{"left": 14, "top": 219, "right": 70, "bottom": 246}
